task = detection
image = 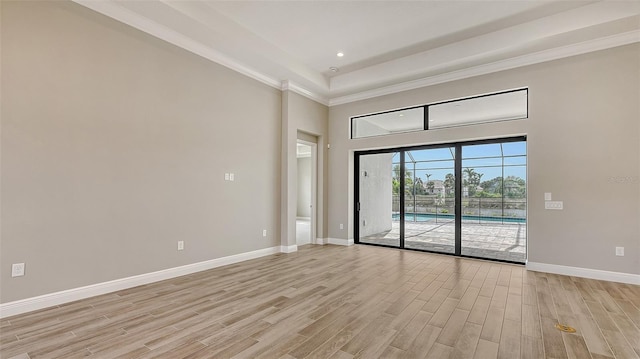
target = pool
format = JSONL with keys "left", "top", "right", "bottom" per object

{"left": 392, "top": 213, "right": 526, "bottom": 223}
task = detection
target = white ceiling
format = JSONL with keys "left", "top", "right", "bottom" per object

{"left": 74, "top": 0, "right": 640, "bottom": 106}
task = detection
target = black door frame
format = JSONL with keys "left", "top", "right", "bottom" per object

{"left": 354, "top": 136, "right": 526, "bottom": 264}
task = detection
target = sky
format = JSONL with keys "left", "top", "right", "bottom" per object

{"left": 392, "top": 141, "right": 526, "bottom": 182}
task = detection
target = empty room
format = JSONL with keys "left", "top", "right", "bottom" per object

{"left": 1, "top": 1, "right": 639, "bottom": 358}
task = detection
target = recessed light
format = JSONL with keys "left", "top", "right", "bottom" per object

{"left": 329, "top": 67, "right": 339, "bottom": 72}
{"left": 337, "top": 52, "right": 344, "bottom": 57}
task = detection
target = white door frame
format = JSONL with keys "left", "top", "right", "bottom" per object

{"left": 297, "top": 139, "right": 317, "bottom": 245}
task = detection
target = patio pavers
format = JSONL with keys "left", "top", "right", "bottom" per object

{"left": 360, "top": 220, "right": 526, "bottom": 263}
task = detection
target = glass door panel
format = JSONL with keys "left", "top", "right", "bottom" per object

{"left": 460, "top": 141, "right": 527, "bottom": 263}
{"left": 404, "top": 148, "right": 456, "bottom": 254}
{"left": 358, "top": 152, "right": 400, "bottom": 248}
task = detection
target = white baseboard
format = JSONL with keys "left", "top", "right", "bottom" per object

{"left": 315, "top": 237, "right": 327, "bottom": 245}
{"left": 280, "top": 244, "right": 298, "bottom": 253}
{"left": 0, "top": 246, "right": 282, "bottom": 318}
{"left": 526, "top": 262, "right": 640, "bottom": 285}
{"left": 327, "top": 238, "right": 354, "bottom": 246}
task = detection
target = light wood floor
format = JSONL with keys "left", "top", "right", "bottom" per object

{"left": 1, "top": 245, "right": 639, "bottom": 359}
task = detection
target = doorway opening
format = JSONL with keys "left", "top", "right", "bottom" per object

{"left": 296, "top": 140, "right": 317, "bottom": 245}
{"left": 355, "top": 137, "right": 526, "bottom": 263}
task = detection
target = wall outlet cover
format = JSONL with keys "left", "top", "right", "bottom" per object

{"left": 12, "top": 263, "right": 25, "bottom": 277}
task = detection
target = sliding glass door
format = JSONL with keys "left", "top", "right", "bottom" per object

{"left": 403, "top": 147, "right": 456, "bottom": 254}
{"left": 460, "top": 142, "right": 527, "bottom": 262}
{"left": 355, "top": 137, "right": 526, "bottom": 263}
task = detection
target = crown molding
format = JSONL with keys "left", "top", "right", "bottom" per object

{"left": 69, "top": 1, "right": 640, "bottom": 108}
{"left": 72, "top": 0, "right": 282, "bottom": 90}
{"left": 329, "top": 30, "right": 640, "bottom": 106}
{"left": 281, "top": 81, "right": 329, "bottom": 106}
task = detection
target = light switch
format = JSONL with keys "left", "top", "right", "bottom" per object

{"left": 229, "top": 173, "right": 235, "bottom": 181}
{"left": 225, "top": 173, "right": 230, "bottom": 181}
{"left": 545, "top": 201, "right": 563, "bottom": 210}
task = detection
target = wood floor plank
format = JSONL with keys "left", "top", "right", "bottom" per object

{"left": 425, "top": 342, "right": 454, "bottom": 359}
{"left": 480, "top": 306, "right": 504, "bottom": 343}
{"left": 498, "top": 319, "right": 521, "bottom": 359}
{"left": 562, "top": 333, "right": 592, "bottom": 359}
{"left": 615, "top": 299, "right": 640, "bottom": 329}
{"left": 436, "top": 308, "right": 470, "bottom": 346}
{"left": 429, "top": 297, "right": 460, "bottom": 328}
{"left": 521, "top": 335, "right": 544, "bottom": 359}
{"left": 521, "top": 304, "right": 542, "bottom": 339}
{"left": 611, "top": 313, "right": 640, "bottom": 356}
{"left": 398, "top": 324, "right": 441, "bottom": 359}
{"left": 601, "top": 329, "right": 640, "bottom": 359}
{"left": 390, "top": 310, "right": 432, "bottom": 350}
{"left": 468, "top": 295, "right": 491, "bottom": 325}
{"left": 473, "top": 338, "right": 499, "bottom": 359}
{"left": 458, "top": 286, "right": 481, "bottom": 311}
{"left": 1, "top": 245, "right": 638, "bottom": 359}
{"left": 540, "top": 316, "right": 568, "bottom": 359}
{"left": 576, "top": 314, "right": 615, "bottom": 358}
{"left": 451, "top": 322, "right": 482, "bottom": 359}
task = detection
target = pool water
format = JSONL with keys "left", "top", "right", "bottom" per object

{"left": 392, "top": 213, "right": 526, "bottom": 223}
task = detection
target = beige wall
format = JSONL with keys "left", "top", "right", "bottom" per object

{"left": 1, "top": 1, "right": 283, "bottom": 302}
{"left": 329, "top": 44, "right": 640, "bottom": 275}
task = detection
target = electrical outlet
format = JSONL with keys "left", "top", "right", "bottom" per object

{"left": 12, "top": 263, "right": 25, "bottom": 277}
{"left": 616, "top": 247, "right": 624, "bottom": 256}
{"left": 177, "top": 241, "right": 184, "bottom": 251}
{"left": 224, "top": 173, "right": 230, "bottom": 181}
{"left": 262, "top": 229, "right": 267, "bottom": 237}
{"left": 340, "top": 223, "right": 344, "bottom": 230}
{"left": 229, "top": 173, "right": 235, "bottom": 181}
{"left": 544, "top": 193, "right": 552, "bottom": 201}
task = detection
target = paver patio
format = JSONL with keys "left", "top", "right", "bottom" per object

{"left": 360, "top": 219, "right": 526, "bottom": 263}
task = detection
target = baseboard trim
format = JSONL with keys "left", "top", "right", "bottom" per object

{"left": 315, "top": 237, "right": 327, "bottom": 245}
{"left": 526, "top": 262, "right": 640, "bottom": 285}
{"left": 327, "top": 238, "right": 354, "bottom": 246}
{"left": 0, "top": 246, "right": 282, "bottom": 318}
{"left": 280, "top": 245, "right": 298, "bottom": 253}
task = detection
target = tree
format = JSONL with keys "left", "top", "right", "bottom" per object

{"left": 392, "top": 164, "right": 415, "bottom": 196}
{"left": 504, "top": 176, "right": 526, "bottom": 198}
{"left": 480, "top": 176, "right": 503, "bottom": 195}
{"left": 444, "top": 173, "right": 455, "bottom": 195}
{"left": 463, "top": 168, "right": 481, "bottom": 196}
